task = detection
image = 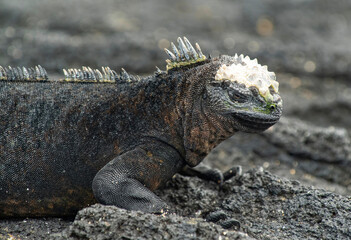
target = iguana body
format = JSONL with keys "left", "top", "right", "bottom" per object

{"left": 0, "top": 37, "right": 282, "bottom": 217}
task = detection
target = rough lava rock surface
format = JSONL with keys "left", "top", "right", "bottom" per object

{"left": 50, "top": 170, "right": 351, "bottom": 239}
{"left": 53, "top": 204, "right": 253, "bottom": 240}
{"left": 1, "top": 0, "right": 351, "bottom": 239}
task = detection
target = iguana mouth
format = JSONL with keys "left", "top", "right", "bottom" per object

{"left": 231, "top": 110, "right": 281, "bottom": 132}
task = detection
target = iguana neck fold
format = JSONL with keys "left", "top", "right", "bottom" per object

{"left": 172, "top": 62, "right": 234, "bottom": 167}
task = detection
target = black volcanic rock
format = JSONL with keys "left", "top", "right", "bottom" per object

{"left": 52, "top": 170, "right": 351, "bottom": 239}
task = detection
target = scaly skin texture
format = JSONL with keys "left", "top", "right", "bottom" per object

{"left": 0, "top": 38, "right": 282, "bottom": 217}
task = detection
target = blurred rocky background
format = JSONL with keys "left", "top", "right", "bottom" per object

{"left": 0, "top": 0, "right": 350, "bottom": 239}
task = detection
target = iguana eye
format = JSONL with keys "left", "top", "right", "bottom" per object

{"left": 227, "top": 88, "right": 247, "bottom": 103}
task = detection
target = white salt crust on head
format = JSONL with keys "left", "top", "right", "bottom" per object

{"left": 215, "top": 55, "right": 279, "bottom": 99}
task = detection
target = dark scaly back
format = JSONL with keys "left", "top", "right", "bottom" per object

{"left": 0, "top": 65, "right": 183, "bottom": 217}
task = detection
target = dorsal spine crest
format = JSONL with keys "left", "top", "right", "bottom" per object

{"left": 164, "top": 37, "right": 207, "bottom": 71}
{"left": 0, "top": 65, "right": 48, "bottom": 81}
{"left": 62, "top": 66, "right": 140, "bottom": 83}
{"left": 0, "top": 65, "right": 140, "bottom": 84}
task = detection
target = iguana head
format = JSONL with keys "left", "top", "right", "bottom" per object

{"left": 165, "top": 37, "right": 282, "bottom": 134}
{"left": 204, "top": 54, "right": 282, "bottom": 133}
{"left": 164, "top": 37, "right": 282, "bottom": 166}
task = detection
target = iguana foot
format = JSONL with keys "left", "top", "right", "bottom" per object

{"left": 93, "top": 175, "right": 169, "bottom": 213}
{"left": 223, "top": 166, "right": 242, "bottom": 181}
{"left": 180, "top": 165, "right": 242, "bottom": 185}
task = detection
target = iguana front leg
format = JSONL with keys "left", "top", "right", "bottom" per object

{"left": 92, "top": 140, "right": 184, "bottom": 213}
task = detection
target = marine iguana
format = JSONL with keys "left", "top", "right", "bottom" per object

{"left": 0, "top": 37, "right": 282, "bottom": 217}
